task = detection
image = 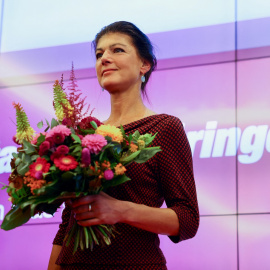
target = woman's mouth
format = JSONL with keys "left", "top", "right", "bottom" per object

{"left": 102, "top": 69, "right": 117, "bottom": 76}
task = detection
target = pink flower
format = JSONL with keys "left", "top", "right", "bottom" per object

{"left": 46, "top": 125, "right": 71, "bottom": 144}
{"left": 81, "top": 148, "right": 91, "bottom": 167}
{"left": 38, "top": 141, "right": 51, "bottom": 156}
{"left": 56, "top": 145, "right": 69, "bottom": 155}
{"left": 104, "top": 169, "right": 114, "bottom": 180}
{"left": 82, "top": 134, "right": 107, "bottom": 154}
{"left": 31, "top": 132, "right": 47, "bottom": 145}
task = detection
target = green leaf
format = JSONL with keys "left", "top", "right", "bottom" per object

{"left": 79, "top": 227, "right": 84, "bottom": 251}
{"left": 33, "top": 179, "right": 60, "bottom": 195}
{"left": 65, "top": 223, "right": 77, "bottom": 247}
{"left": 61, "top": 171, "right": 75, "bottom": 182}
{"left": 138, "top": 132, "right": 158, "bottom": 146}
{"left": 51, "top": 118, "right": 59, "bottom": 129}
{"left": 70, "top": 127, "right": 76, "bottom": 134}
{"left": 73, "top": 228, "right": 80, "bottom": 254}
{"left": 128, "top": 133, "right": 133, "bottom": 143}
{"left": 105, "top": 136, "right": 112, "bottom": 142}
{"left": 37, "top": 121, "right": 43, "bottom": 129}
{"left": 134, "top": 147, "right": 161, "bottom": 163}
{"left": 89, "top": 227, "right": 99, "bottom": 245}
{"left": 71, "top": 134, "right": 82, "bottom": 144}
{"left": 17, "top": 162, "right": 29, "bottom": 175}
{"left": 88, "top": 227, "right": 94, "bottom": 250}
{"left": 83, "top": 227, "right": 89, "bottom": 249}
{"left": 15, "top": 158, "right": 22, "bottom": 166}
{"left": 37, "top": 134, "right": 46, "bottom": 145}
{"left": 45, "top": 119, "right": 50, "bottom": 127}
{"left": 49, "top": 164, "right": 57, "bottom": 171}
{"left": 21, "top": 153, "right": 31, "bottom": 164}
{"left": 12, "top": 153, "right": 18, "bottom": 158}
{"left": 120, "top": 125, "right": 128, "bottom": 140}
{"left": 90, "top": 121, "right": 98, "bottom": 130}
{"left": 44, "top": 126, "right": 50, "bottom": 132}
{"left": 77, "top": 126, "right": 95, "bottom": 135}
{"left": 112, "top": 142, "right": 121, "bottom": 154}
{"left": 132, "top": 130, "right": 141, "bottom": 140}
{"left": 1, "top": 205, "right": 31, "bottom": 231}
{"left": 102, "top": 174, "right": 131, "bottom": 189}
{"left": 22, "top": 140, "right": 36, "bottom": 155}
{"left": 31, "top": 155, "right": 39, "bottom": 161}
{"left": 120, "top": 150, "right": 141, "bottom": 164}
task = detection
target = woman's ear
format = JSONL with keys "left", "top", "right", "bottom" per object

{"left": 140, "top": 59, "right": 151, "bottom": 75}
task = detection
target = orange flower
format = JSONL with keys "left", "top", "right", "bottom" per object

{"left": 130, "top": 142, "right": 138, "bottom": 153}
{"left": 8, "top": 172, "right": 24, "bottom": 190}
{"left": 114, "top": 163, "right": 126, "bottom": 175}
{"left": 101, "top": 160, "right": 111, "bottom": 169}
{"left": 24, "top": 172, "right": 46, "bottom": 195}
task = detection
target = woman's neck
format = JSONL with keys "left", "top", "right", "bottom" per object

{"left": 103, "top": 88, "right": 155, "bottom": 126}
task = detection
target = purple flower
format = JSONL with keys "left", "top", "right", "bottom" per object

{"left": 104, "top": 169, "right": 114, "bottom": 180}
{"left": 81, "top": 148, "right": 91, "bottom": 167}
{"left": 35, "top": 171, "right": 43, "bottom": 180}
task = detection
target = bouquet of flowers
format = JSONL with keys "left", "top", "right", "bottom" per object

{"left": 0, "top": 68, "right": 161, "bottom": 254}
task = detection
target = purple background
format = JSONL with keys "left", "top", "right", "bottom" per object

{"left": 1, "top": 13, "right": 270, "bottom": 270}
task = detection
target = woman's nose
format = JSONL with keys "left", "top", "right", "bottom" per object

{"left": 101, "top": 51, "right": 111, "bottom": 65}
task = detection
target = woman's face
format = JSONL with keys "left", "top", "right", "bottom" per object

{"left": 95, "top": 32, "right": 149, "bottom": 93}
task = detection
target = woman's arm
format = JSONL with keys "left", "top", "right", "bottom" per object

{"left": 47, "top": 245, "right": 62, "bottom": 270}
{"left": 71, "top": 192, "right": 179, "bottom": 236}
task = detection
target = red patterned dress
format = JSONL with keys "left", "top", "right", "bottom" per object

{"left": 53, "top": 114, "right": 199, "bottom": 269}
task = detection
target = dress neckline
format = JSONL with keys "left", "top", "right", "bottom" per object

{"left": 116, "top": 114, "right": 171, "bottom": 133}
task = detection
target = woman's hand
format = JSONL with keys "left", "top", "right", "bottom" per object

{"left": 71, "top": 192, "right": 125, "bottom": 226}
{"left": 70, "top": 192, "right": 179, "bottom": 237}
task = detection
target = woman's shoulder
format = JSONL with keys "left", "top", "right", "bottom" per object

{"left": 122, "top": 113, "right": 184, "bottom": 136}
{"left": 149, "top": 114, "right": 184, "bottom": 131}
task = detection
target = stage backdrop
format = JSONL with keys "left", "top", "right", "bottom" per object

{"left": 0, "top": 1, "right": 270, "bottom": 269}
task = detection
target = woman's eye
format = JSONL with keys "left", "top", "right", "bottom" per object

{"left": 114, "top": 48, "right": 124, "bottom": 53}
{"left": 96, "top": 53, "right": 103, "bottom": 59}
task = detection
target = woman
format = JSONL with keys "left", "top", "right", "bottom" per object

{"left": 48, "top": 21, "right": 199, "bottom": 270}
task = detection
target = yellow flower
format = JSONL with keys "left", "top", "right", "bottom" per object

{"left": 96, "top": 125, "right": 123, "bottom": 143}
{"left": 15, "top": 127, "right": 35, "bottom": 144}
{"left": 137, "top": 139, "right": 145, "bottom": 150}
{"left": 114, "top": 163, "right": 126, "bottom": 175}
{"left": 53, "top": 81, "right": 74, "bottom": 121}
{"left": 13, "top": 102, "right": 35, "bottom": 144}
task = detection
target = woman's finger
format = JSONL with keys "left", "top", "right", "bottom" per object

{"left": 73, "top": 203, "right": 93, "bottom": 214}
{"left": 71, "top": 195, "right": 97, "bottom": 208}
{"left": 77, "top": 218, "right": 101, "bottom": 227}
{"left": 75, "top": 211, "right": 96, "bottom": 221}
